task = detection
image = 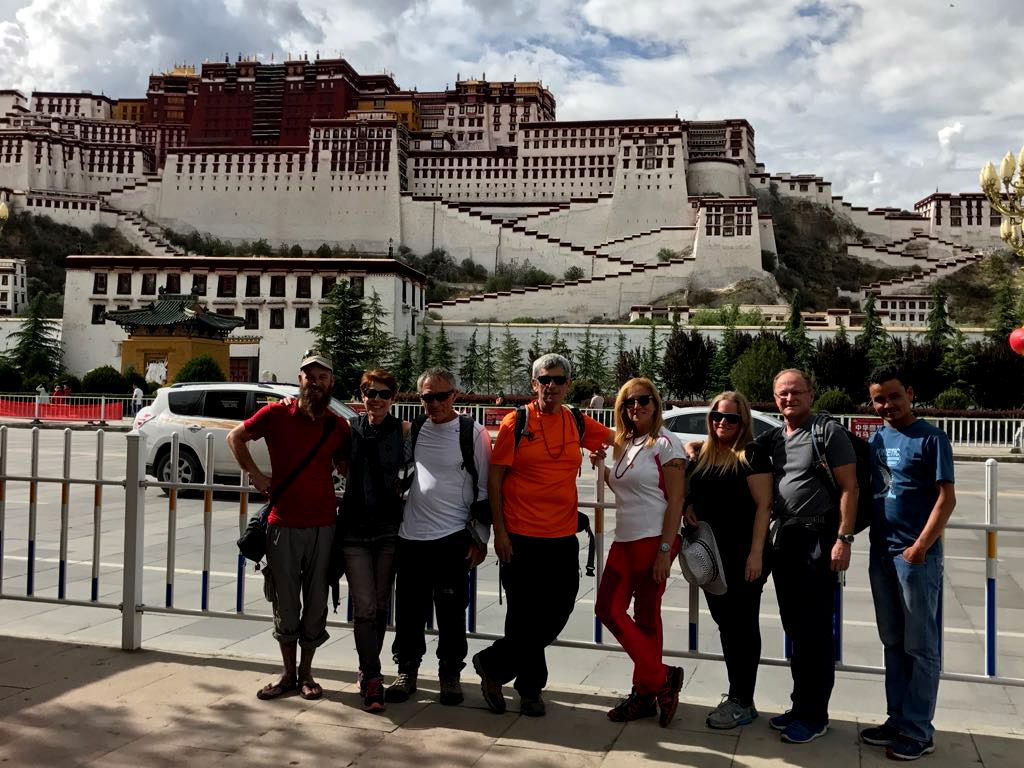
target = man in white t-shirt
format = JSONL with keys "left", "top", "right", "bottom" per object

{"left": 131, "top": 385, "right": 144, "bottom": 417}
{"left": 385, "top": 367, "right": 491, "bottom": 707}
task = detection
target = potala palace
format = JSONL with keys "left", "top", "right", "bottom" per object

{"left": 0, "top": 57, "right": 1006, "bottom": 379}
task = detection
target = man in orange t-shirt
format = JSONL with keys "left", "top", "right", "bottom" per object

{"left": 472, "top": 353, "right": 611, "bottom": 716}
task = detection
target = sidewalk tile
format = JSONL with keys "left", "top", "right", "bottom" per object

{"left": 496, "top": 699, "right": 625, "bottom": 755}
{"left": 972, "top": 732, "right": 1024, "bottom": 768}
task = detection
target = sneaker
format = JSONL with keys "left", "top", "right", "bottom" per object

{"left": 362, "top": 676, "right": 386, "bottom": 713}
{"left": 861, "top": 723, "right": 902, "bottom": 746}
{"left": 384, "top": 671, "right": 417, "bottom": 703}
{"left": 439, "top": 672, "right": 464, "bottom": 706}
{"left": 769, "top": 710, "right": 798, "bottom": 731}
{"left": 780, "top": 719, "right": 829, "bottom": 744}
{"left": 655, "top": 666, "right": 684, "bottom": 727}
{"left": 706, "top": 696, "right": 758, "bottom": 730}
{"left": 472, "top": 652, "right": 506, "bottom": 714}
{"left": 886, "top": 737, "right": 935, "bottom": 761}
{"left": 519, "top": 692, "right": 546, "bottom": 717}
{"left": 607, "top": 688, "right": 658, "bottom": 722}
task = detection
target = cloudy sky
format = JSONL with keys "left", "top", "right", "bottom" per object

{"left": 1, "top": 0, "right": 1021, "bottom": 209}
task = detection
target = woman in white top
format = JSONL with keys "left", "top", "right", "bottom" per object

{"left": 595, "top": 377, "right": 686, "bottom": 727}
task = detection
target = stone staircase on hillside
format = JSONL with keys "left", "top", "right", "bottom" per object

{"left": 110, "top": 209, "right": 185, "bottom": 256}
{"left": 860, "top": 249, "right": 983, "bottom": 298}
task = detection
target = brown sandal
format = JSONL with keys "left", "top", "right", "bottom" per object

{"left": 256, "top": 679, "right": 298, "bottom": 700}
{"left": 300, "top": 679, "right": 323, "bottom": 700}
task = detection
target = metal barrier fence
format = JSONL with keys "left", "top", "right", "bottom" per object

{"left": 0, "top": 425, "right": 1021, "bottom": 688}
{"left": 0, "top": 394, "right": 154, "bottom": 424}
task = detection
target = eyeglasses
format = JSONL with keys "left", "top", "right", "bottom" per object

{"left": 363, "top": 388, "right": 394, "bottom": 400}
{"left": 623, "top": 395, "right": 653, "bottom": 408}
{"left": 536, "top": 375, "right": 568, "bottom": 385}
{"left": 419, "top": 390, "right": 453, "bottom": 404}
{"left": 710, "top": 411, "right": 741, "bottom": 425}
{"left": 774, "top": 389, "right": 808, "bottom": 398}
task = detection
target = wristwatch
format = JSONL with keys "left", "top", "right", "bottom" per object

{"left": 659, "top": 541, "right": 671, "bottom": 553}
{"left": 838, "top": 533, "right": 855, "bottom": 544}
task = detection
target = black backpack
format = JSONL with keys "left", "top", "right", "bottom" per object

{"left": 410, "top": 413, "right": 492, "bottom": 525}
{"left": 513, "top": 404, "right": 597, "bottom": 577}
{"left": 809, "top": 413, "right": 873, "bottom": 534}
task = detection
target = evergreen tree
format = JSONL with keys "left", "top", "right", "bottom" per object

{"left": 363, "top": 289, "right": 396, "bottom": 370}
{"left": 612, "top": 331, "right": 629, "bottom": 389}
{"left": 414, "top": 325, "right": 433, "bottom": 373}
{"left": 925, "top": 284, "right": 954, "bottom": 350}
{"left": 431, "top": 323, "right": 455, "bottom": 369}
{"left": 458, "top": 330, "right": 481, "bottom": 391}
{"left": 639, "top": 322, "right": 662, "bottom": 386}
{"left": 592, "top": 335, "right": 610, "bottom": 395}
{"left": 548, "top": 327, "right": 573, "bottom": 361}
{"left": 311, "top": 280, "right": 366, "bottom": 397}
{"left": 938, "top": 330, "right": 975, "bottom": 392}
{"left": 813, "top": 331, "right": 867, "bottom": 401}
{"left": 2, "top": 295, "right": 63, "bottom": 379}
{"left": 496, "top": 325, "right": 526, "bottom": 394}
{"left": 709, "top": 316, "right": 741, "bottom": 393}
{"left": 479, "top": 328, "right": 498, "bottom": 395}
{"left": 392, "top": 334, "right": 415, "bottom": 392}
{"left": 615, "top": 346, "right": 642, "bottom": 387}
{"left": 988, "top": 279, "right": 1019, "bottom": 344}
{"left": 575, "top": 327, "right": 598, "bottom": 382}
{"left": 857, "top": 293, "right": 884, "bottom": 354}
{"left": 784, "top": 295, "right": 814, "bottom": 371}
{"left": 730, "top": 336, "right": 788, "bottom": 402}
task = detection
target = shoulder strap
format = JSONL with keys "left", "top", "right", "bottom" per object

{"left": 457, "top": 415, "right": 480, "bottom": 503}
{"left": 810, "top": 414, "right": 839, "bottom": 493}
{"left": 269, "top": 415, "right": 335, "bottom": 506}
{"left": 513, "top": 405, "right": 529, "bottom": 451}
{"left": 565, "top": 404, "right": 586, "bottom": 446}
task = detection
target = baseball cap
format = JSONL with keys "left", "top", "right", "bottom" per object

{"left": 300, "top": 347, "right": 333, "bottom": 372}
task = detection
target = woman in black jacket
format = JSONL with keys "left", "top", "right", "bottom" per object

{"left": 340, "top": 368, "right": 410, "bottom": 712}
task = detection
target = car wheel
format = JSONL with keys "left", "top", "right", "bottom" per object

{"left": 154, "top": 448, "right": 204, "bottom": 494}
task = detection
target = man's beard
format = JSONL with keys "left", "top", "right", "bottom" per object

{"left": 299, "top": 384, "right": 331, "bottom": 415}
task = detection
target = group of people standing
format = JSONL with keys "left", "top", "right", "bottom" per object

{"left": 228, "top": 348, "right": 954, "bottom": 763}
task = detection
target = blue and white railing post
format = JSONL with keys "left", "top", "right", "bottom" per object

{"left": 57, "top": 429, "right": 72, "bottom": 599}
{"left": 201, "top": 434, "right": 214, "bottom": 611}
{"left": 27, "top": 427, "right": 38, "bottom": 596}
{"left": 91, "top": 430, "right": 104, "bottom": 602}
{"left": 985, "top": 458, "right": 998, "bottom": 677}
{"left": 122, "top": 432, "right": 146, "bottom": 650}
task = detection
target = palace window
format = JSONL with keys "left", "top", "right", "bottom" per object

{"left": 116, "top": 273, "right": 132, "bottom": 295}
{"left": 269, "top": 308, "right": 284, "bottom": 329}
{"left": 296, "top": 276, "right": 311, "bottom": 298}
{"left": 321, "top": 276, "right": 336, "bottom": 297}
{"left": 269, "top": 275, "right": 286, "bottom": 297}
{"left": 165, "top": 274, "right": 181, "bottom": 294}
{"left": 245, "top": 275, "right": 261, "bottom": 297}
{"left": 295, "top": 308, "right": 310, "bottom": 328}
{"left": 92, "top": 273, "right": 107, "bottom": 294}
{"left": 217, "top": 275, "right": 236, "bottom": 298}
{"left": 191, "top": 274, "right": 207, "bottom": 296}
{"left": 244, "top": 308, "right": 259, "bottom": 329}
{"left": 91, "top": 304, "right": 106, "bottom": 325}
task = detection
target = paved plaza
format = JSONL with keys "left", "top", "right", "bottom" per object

{"left": 2, "top": 423, "right": 1024, "bottom": 764}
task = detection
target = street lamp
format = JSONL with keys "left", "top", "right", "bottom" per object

{"left": 981, "top": 150, "right": 1024, "bottom": 353}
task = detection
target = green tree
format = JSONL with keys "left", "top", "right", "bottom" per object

{"left": 81, "top": 365, "right": 128, "bottom": 394}
{"left": 611, "top": 331, "right": 628, "bottom": 390}
{"left": 479, "top": 328, "right": 498, "bottom": 395}
{"left": 564, "top": 266, "right": 585, "bottom": 281}
{"left": 392, "top": 334, "right": 416, "bottom": 392}
{"left": 784, "top": 293, "right": 815, "bottom": 371}
{"left": 639, "top": 322, "right": 662, "bottom": 386}
{"left": 432, "top": 323, "right": 455, "bottom": 369}
{"left": 592, "top": 335, "right": 609, "bottom": 395}
{"left": 709, "top": 316, "right": 742, "bottom": 393}
{"left": 548, "top": 327, "right": 573, "bottom": 361}
{"left": 988, "top": 279, "right": 1019, "bottom": 344}
{"left": 496, "top": 325, "right": 526, "bottom": 394}
{"left": 289, "top": 244, "right": 304, "bottom": 259}
{"left": 938, "top": 330, "right": 975, "bottom": 392}
{"left": 813, "top": 331, "right": 867, "bottom": 401}
{"left": 315, "top": 243, "right": 333, "bottom": 259}
{"left": 925, "top": 284, "right": 954, "bottom": 350}
{"left": 173, "top": 355, "right": 226, "bottom": 384}
{"left": 575, "top": 327, "right": 598, "bottom": 382}
{"left": 415, "top": 325, "right": 433, "bottom": 373}
{"left": 857, "top": 293, "right": 884, "bottom": 354}
{"left": 615, "top": 345, "right": 642, "bottom": 388}
{"left": 312, "top": 280, "right": 367, "bottom": 397}
{"left": 2, "top": 295, "right": 63, "bottom": 379}
{"left": 363, "top": 289, "right": 396, "bottom": 370}
{"left": 730, "top": 335, "right": 788, "bottom": 402}
{"left": 458, "top": 330, "right": 481, "bottom": 391}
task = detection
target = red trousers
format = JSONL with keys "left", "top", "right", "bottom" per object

{"left": 595, "top": 535, "right": 679, "bottom": 694}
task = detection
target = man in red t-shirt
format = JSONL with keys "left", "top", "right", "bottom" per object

{"left": 227, "top": 349, "right": 350, "bottom": 702}
{"left": 472, "top": 353, "right": 611, "bottom": 716}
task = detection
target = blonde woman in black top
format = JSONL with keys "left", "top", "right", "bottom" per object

{"left": 685, "top": 390, "right": 773, "bottom": 730}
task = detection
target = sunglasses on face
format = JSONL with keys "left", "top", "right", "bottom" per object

{"left": 536, "top": 375, "right": 567, "bottom": 386}
{"left": 623, "top": 395, "right": 653, "bottom": 408}
{"left": 363, "top": 388, "right": 393, "bottom": 400}
{"left": 419, "top": 390, "right": 453, "bottom": 404}
{"left": 710, "top": 411, "right": 741, "bottom": 426}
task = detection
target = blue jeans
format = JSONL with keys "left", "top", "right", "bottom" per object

{"left": 869, "top": 550, "right": 943, "bottom": 743}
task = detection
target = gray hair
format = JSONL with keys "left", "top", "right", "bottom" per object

{"left": 531, "top": 353, "right": 572, "bottom": 380}
{"left": 417, "top": 367, "right": 457, "bottom": 391}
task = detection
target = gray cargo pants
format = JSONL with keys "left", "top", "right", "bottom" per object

{"left": 264, "top": 523, "right": 335, "bottom": 649}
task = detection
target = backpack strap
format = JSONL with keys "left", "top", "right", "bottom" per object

{"left": 513, "top": 405, "right": 530, "bottom": 451}
{"left": 565, "top": 404, "right": 586, "bottom": 447}
{"left": 457, "top": 414, "right": 480, "bottom": 503}
{"left": 514, "top": 403, "right": 586, "bottom": 452}
{"left": 811, "top": 413, "right": 839, "bottom": 495}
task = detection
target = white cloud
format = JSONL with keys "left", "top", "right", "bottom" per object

{"left": 1, "top": 0, "right": 1023, "bottom": 208}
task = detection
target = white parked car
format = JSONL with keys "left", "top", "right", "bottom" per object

{"left": 136, "top": 381, "right": 357, "bottom": 487}
{"left": 661, "top": 405, "right": 781, "bottom": 445}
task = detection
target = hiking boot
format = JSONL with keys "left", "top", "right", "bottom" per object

{"left": 607, "top": 688, "right": 657, "bottom": 722}
{"left": 886, "top": 737, "right": 935, "bottom": 761}
{"left": 655, "top": 666, "right": 684, "bottom": 727}
{"left": 861, "top": 723, "right": 902, "bottom": 746}
{"left": 519, "top": 692, "right": 546, "bottom": 717}
{"left": 706, "top": 696, "right": 758, "bottom": 730}
{"left": 780, "top": 719, "right": 828, "bottom": 744}
{"left": 439, "top": 672, "right": 464, "bottom": 706}
{"left": 362, "top": 676, "right": 386, "bottom": 713}
{"left": 472, "top": 652, "right": 506, "bottom": 714}
{"left": 384, "top": 672, "right": 417, "bottom": 703}
{"left": 769, "top": 709, "right": 798, "bottom": 731}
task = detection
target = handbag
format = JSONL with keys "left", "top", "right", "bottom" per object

{"left": 237, "top": 416, "right": 336, "bottom": 562}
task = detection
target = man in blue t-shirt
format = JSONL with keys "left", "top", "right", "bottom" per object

{"left": 861, "top": 365, "right": 955, "bottom": 762}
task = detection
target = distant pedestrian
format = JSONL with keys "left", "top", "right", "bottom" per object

{"left": 131, "top": 384, "right": 144, "bottom": 417}
{"left": 63, "top": 384, "right": 71, "bottom": 399}
{"left": 596, "top": 377, "right": 686, "bottom": 727}
{"left": 860, "top": 365, "right": 955, "bottom": 761}
{"left": 52, "top": 385, "right": 63, "bottom": 404}
{"left": 588, "top": 392, "right": 605, "bottom": 410}
{"left": 36, "top": 384, "right": 50, "bottom": 405}
{"left": 494, "top": 393, "right": 506, "bottom": 407}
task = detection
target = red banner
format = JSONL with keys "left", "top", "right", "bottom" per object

{"left": 0, "top": 398, "right": 124, "bottom": 422}
{"left": 849, "top": 416, "right": 884, "bottom": 441}
{"left": 483, "top": 407, "right": 515, "bottom": 427}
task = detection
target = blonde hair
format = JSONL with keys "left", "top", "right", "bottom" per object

{"left": 694, "top": 390, "right": 755, "bottom": 474}
{"left": 612, "top": 378, "right": 664, "bottom": 458}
